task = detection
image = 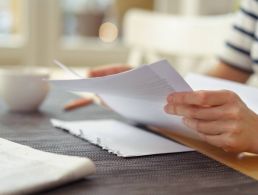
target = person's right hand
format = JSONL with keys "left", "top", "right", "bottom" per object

{"left": 88, "top": 64, "right": 132, "bottom": 78}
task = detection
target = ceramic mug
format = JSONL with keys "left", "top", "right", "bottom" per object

{"left": 0, "top": 66, "right": 49, "bottom": 112}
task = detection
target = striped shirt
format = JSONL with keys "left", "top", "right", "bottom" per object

{"left": 220, "top": 0, "right": 258, "bottom": 73}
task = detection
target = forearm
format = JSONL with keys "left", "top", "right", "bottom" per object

{"left": 207, "top": 62, "right": 251, "bottom": 83}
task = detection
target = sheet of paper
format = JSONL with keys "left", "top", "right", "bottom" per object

{"left": 51, "top": 119, "right": 193, "bottom": 157}
{"left": 185, "top": 74, "right": 258, "bottom": 114}
{"left": 50, "top": 60, "right": 197, "bottom": 139}
{"left": 0, "top": 138, "right": 95, "bottom": 195}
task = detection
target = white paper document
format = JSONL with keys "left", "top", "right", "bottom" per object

{"left": 51, "top": 119, "right": 193, "bottom": 157}
{"left": 0, "top": 138, "right": 95, "bottom": 195}
{"left": 50, "top": 60, "right": 197, "bottom": 139}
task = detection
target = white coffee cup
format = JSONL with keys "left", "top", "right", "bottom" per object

{"left": 0, "top": 67, "right": 49, "bottom": 112}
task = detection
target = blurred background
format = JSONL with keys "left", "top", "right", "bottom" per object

{"left": 0, "top": 0, "right": 242, "bottom": 76}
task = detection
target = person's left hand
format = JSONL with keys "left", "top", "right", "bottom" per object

{"left": 88, "top": 64, "right": 132, "bottom": 78}
{"left": 164, "top": 90, "right": 258, "bottom": 153}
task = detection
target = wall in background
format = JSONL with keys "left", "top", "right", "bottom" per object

{"left": 0, "top": 0, "right": 239, "bottom": 68}
{"left": 155, "top": 0, "right": 240, "bottom": 15}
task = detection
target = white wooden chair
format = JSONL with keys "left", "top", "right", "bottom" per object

{"left": 123, "top": 9, "right": 234, "bottom": 74}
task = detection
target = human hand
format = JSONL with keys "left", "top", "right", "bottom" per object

{"left": 88, "top": 64, "right": 132, "bottom": 77}
{"left": 164, "top": 90, "right": 258, "bottom": 153}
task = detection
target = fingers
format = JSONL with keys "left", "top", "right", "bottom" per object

{"left": 182, "top": 117, "right": 232, "bottom": 149}
{"left": 88, "top": 65, "right": 131, "bottom": 78}
{"left": 167, "top": 90, "right": 238, "bottom": 106}
{"left": 164, "top": 103, "right": 228, "bottom": 120}
{"left": 182, "top": 118, "right": 227, "bottom": 135}
{"left": 165, "top": 90, "right": 243, "bottom": 121}
{"left": 182, "top": 117, "right": 245, "bottom": 152}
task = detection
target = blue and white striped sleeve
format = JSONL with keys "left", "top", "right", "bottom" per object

{"left": 220, "top": 0, "right": 258, "bottom": 73}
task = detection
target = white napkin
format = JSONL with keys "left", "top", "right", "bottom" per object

{"left": 0, "top": 138, "right": 95, "bottom": 195}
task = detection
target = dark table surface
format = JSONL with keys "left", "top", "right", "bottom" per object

{"left": 1, "top": 90, "right": 258, "bottom": 195}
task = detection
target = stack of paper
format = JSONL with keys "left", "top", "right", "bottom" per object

{"left": 0, "top": 138, "right": 95, "bottom": 194}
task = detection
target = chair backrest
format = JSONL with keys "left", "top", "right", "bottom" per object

{"left": 123, "top": 9, "right": 234, "bottom": 66}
